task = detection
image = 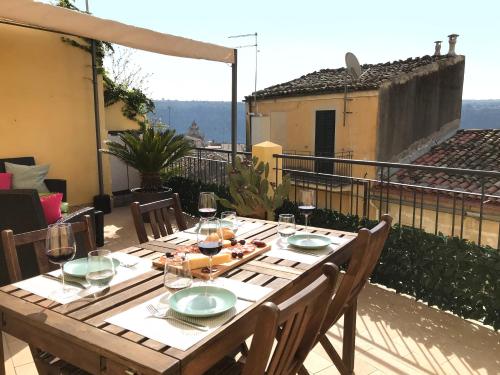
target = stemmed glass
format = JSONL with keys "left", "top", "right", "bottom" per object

{"left": 197, "top": 218, "right": 222, "bottom": 282}
{"left": 298, "top": 189, "right": 316, "bottom": 241}
{"left": 45, "top": 223, "right": 76, "bottom": 295}
{"left": 198, "top": 192, "right": 217, "bottom": 219}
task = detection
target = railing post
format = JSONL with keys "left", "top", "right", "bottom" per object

{"left": 252, "top": 141, "right": 283, "bottom": 198}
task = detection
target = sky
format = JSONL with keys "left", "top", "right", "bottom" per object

{"left": 50, "top": 0, "right": 500, "bottom": 101}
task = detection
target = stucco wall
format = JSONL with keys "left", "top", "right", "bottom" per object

{"left": 376, "top": 56, "right": 465, "bottom": 161}
{"left": 0, "top": 24, "right": 112, "bottom": 205}
{"left": 248, "top": 91, "right": 379, "bottom": 178}
{"left": 104, "top": 101, "right": 141, "bottom": 132}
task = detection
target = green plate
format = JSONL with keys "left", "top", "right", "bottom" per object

{"left": 63, "top": 258, "right": 120, "bottom": 278}
{"left": 287, "top": 233, "right": 332, "bottom": 249}
{"left": 168, "top": 286, "right": 237, "bottom": 318}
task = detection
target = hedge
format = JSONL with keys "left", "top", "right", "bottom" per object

{"left": 167, "top": 177, "right": 500, "bottom": 329}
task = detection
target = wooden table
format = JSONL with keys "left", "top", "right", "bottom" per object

{"left": 0, "top": 218, "right": 357, "bottom": 375}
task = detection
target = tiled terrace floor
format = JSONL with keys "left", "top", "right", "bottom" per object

{"left": 3, "top": 206, "right": 499, "bottom": 374}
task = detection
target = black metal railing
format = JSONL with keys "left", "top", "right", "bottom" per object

{"left": 166, "top": 147, "right": 251, "bottom": 186}
{"left": 273, "top": 153, "right": 500, "bottom": 249}
{"left": 282, "top": 150, "right": 353, "bottom": 178}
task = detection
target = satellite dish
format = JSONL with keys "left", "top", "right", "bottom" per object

{"left": 345, "top": 52, "right": 362, "bottom": 80}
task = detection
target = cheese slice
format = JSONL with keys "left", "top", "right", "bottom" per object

{"left": 188, "top": 253, "right": 232, "bottom": 269}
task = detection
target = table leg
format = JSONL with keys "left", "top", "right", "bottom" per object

{"left": 0, "top": 331, "right": 6, "bottom": 375}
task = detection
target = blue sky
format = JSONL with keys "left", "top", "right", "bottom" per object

{"left": 54, "top": 0, "right": 499, "bottom": 101}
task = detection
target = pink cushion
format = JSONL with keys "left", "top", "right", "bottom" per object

{"left": 0, "top": 173, "right": 12, "bottom": 190}
{"left": 40, "top": 193, "right": 63, "bottom": 224}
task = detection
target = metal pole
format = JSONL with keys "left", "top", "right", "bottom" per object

{"left": 86, "top": 0, "right": 104, "bottom": 195}
{"left": 231, "top": 49, "right": 238, "bottom": 165}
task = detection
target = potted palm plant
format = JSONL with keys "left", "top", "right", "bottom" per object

{"left": 101, "top": 122, "right": 192, "bottom": 204}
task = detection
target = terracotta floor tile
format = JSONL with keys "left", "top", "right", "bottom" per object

{"left": 303, "top": 351, "right": 332, "bottom": 374}
{"left": 5, "top": 336, "right": 34, "bottom": 368}
{"left": 14, "top": 362, "right": 38, "bottom": 375}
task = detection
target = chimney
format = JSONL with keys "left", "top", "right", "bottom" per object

{"left": 434, "top": 41, "right": 442, "bottom": 56}
{"left": 447, "top": 34, "right": 459, "bottom": 56}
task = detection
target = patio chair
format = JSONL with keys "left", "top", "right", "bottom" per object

{"left": 0, "top": 190, "right": 102, "bottom": 286}
{"left": 130, "top": 193, "right": 187, "bottom": 243}
{"left": 1, "top": 217, "right": 95, "bottom": 374}
{"left": 310, "top": 214, "right": 392, "bottom": 375}
{"left": 206, "top": 263, "right": 340, "bottom": 375}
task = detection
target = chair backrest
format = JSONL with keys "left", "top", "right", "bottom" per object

{"left": 242, "top": 263, "right": 339, "bottom": 375}
{"left": 321, "top": 214, "right": 392, "bottom": 332}
{"left": 130, "top": 193, "right": 187, "bottom": 243}
{"left": 0, "top": 156, "right": 36, "bottom": 172}
{"left": 0, "top": 189, "right": 47, "bottom": 286}
{"left": 1, "top": 216, "right": 95, "bottom": 283}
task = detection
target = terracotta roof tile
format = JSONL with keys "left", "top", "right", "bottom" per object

{"left": 395, "top": 129, "right": 500, "bottom": 197}
{"left": 248, "top": 55, "right": 455, "bottom": 100}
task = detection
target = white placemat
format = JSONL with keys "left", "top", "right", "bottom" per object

{"left": 13, "top": 253, "right": 152, "bottom": 305}
{"left": 266, "top": 235, "right": 351, "bottom": 265}
{"left": 105, "top": 279, "right": 272, "bottom": 351}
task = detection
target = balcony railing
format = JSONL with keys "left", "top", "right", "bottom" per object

{"left": 166, "top": 147, "right": 500, "bottom": 249}
{"left": 274, "top": 153, "right": 500, "bottom": 249}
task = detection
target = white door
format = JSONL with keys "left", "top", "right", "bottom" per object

{"left": 251, "top": 116, "right": 270, "bottom": 145}
{"left": 270, "top": 112, "right": 287, "bottom": 148}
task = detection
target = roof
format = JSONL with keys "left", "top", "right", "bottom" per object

{"left": 395, "top": 129, "right": 500, "bottom": 197}
{"left": 248, "top": 54, "right": 457, "bottom": 100}
{"left": 0, "top": 0, "right": 234, "bottom": 63}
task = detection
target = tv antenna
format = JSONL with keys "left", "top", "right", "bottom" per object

{"left": 343, "top": 52, "right": 368, "bottom": 128}
{"left": 228, "top": 32, "right": 259, "bottom": 115}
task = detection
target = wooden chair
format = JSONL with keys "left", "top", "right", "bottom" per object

{"left": 130, "top": 193, "right": 187, "bottom": 243}
{"left": 207, "top": 263, "right": 340, "bottom": 375}
{"left": 311, "top": 214, "right": 393, "bottom": 375}
{"left": 1, "top": 216, "right": 95, "bottom": 374}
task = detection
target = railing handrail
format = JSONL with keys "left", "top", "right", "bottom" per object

{"left": 193, "top": 147, "right": 251, "bottom": 156}
{"left": 273, "top": 153, "right": 500, "bottom": 178}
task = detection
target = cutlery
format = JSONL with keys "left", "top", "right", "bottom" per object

{"left": 43, "top": 274, "right": 88, "bottom": 289}
{"left": 146, "top": 304, "right": 209, "bottom": 331}
{"left": 119, "top": 260, "right": 139, "bottom": 268}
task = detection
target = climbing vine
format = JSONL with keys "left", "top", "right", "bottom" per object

{"left": 56, "top": 0, "right": 154, "bottom": 121}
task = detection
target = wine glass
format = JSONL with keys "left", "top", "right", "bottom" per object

{"left": 197, "top": 218, "right": 222, "bottom": 282}
{"left": 298, "top": 190, "right": 316, "bottom": 241}
{"left": 45, "top": 223, "right": 76, "bottom": 294}
{"left": 163, "top": 253, "right": 193, "bottom": 294}
{"left": 278, "top": 214, "right": 296, "bottom": 241}
{"left": 86, "top": 250, "right": 116, "bottom": 291}
{"left": 221, "top": 211, "right": 238, "bottom": 231}
{"left": 198, "top": 192, "right": 217, "bottom": 219}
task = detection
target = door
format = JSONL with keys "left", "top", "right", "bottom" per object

{"left": 251, "top": 116, "right": 270, "bottom": 145}
{"left": 314, "top": 110, "right": 335, "bottom": 174}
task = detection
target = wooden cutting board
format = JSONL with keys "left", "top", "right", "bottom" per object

{"left": 153, "top": 243, "right": 271, "bottom": 280}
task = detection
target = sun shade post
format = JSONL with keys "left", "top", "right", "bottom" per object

{"left": 90, "top": 38, "right": 104, "bottom": 195}
{"left": 231, "top": 49, "right": 238, "bottom": 166}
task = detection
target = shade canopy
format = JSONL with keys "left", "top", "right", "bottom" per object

{"left": 0, "top": 0, "right": 235, "bottom": 64}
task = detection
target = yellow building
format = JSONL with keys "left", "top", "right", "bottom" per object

{"left": 246, "top": 53, "right": 465, "bottom": 180}
{"left": 0, "top": 23, "right": 138, "bottom": 205}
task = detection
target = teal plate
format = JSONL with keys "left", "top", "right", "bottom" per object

{"left": 169, "top": 286, "right": 237, "bottom": 318}
{"left": 63, "top": 258, "right": 120, "bottom": 278}
{"left": 287, "top": 233, "right": 332, "bottom": 249}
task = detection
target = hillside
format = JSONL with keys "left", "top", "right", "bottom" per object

{"left": 150, "top": 99, "right": 500, "bottom": 144}
{"left": 461, "top": 100, "right": 500, "bottom": 129}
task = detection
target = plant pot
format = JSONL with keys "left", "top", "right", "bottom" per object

{"left": 131, "top": 187, "right": 173, "bottom": 223}
{"left": 131, "top": 186, "right": 173, "bottom": 204}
